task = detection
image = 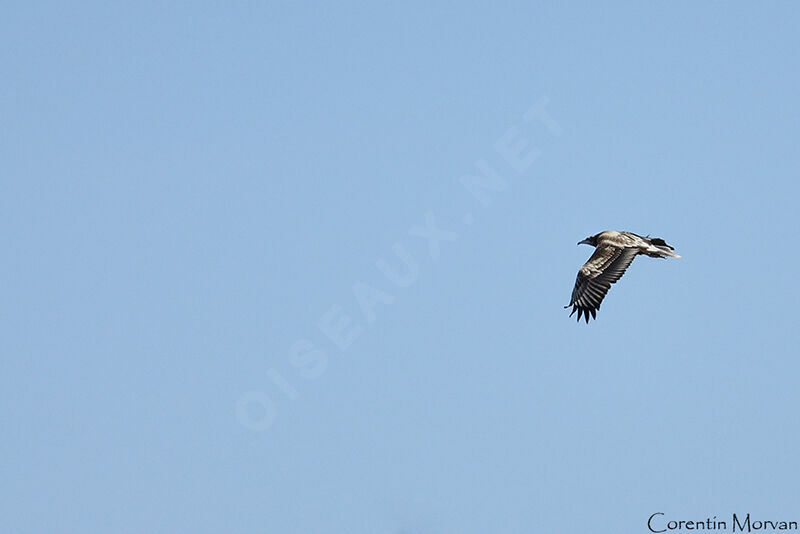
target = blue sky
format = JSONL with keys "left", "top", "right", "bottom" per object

{"left": 3, "top": 2, "right": 800, "bottom": 533}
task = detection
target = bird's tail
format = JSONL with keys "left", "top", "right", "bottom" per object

{"left": 645, "top": 237, "right": 681, "bottom": 258}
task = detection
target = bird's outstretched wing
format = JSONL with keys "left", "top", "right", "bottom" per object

{"left": 566, "top": 245, "right": 638, "bottom": 322}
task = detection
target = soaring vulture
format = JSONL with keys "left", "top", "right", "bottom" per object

{"left": 566, "top": 231, "right": 680, "bottom": 322}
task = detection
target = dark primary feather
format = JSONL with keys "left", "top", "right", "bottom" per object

{"left": 566, "top": 246, "right": 638, "bottom": 323}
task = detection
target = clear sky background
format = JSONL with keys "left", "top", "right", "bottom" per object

{"left": 3, "top": 3, "right": 800, "bottom": 533}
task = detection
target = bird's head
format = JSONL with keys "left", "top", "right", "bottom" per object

{"left": 578, "top": 234, "right": 599, "bottom": 246}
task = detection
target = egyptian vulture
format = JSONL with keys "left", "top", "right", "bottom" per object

{"left": 566, "top": 231, "right": 680, "bottom": 323}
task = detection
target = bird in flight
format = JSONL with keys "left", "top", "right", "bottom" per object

{"left": 566, "top": 231, "right": 680, "bottom": 323}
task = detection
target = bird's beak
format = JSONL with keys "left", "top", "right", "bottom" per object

{"left": 577, "top": 238, "right": 591, "bottom": 246}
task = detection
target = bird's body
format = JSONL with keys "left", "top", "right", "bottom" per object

{"left": 566, "top": 231, "right": 680, "bottom": 323}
